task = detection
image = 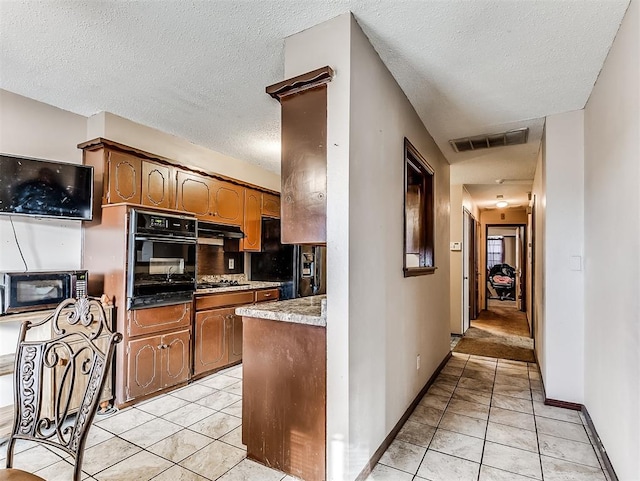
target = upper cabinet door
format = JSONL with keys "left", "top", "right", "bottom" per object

{"left": 210, "top": 180, "right": 244, "bottom": 225}
{"left": 176, "top": 170, "right": 215, "bottom": 218}
{"left": 106, "top": 151, "right": 142, "bottom": 204}
{"left": 261, "top": 193, "right": 280, "bottom": 218}
{"left": 242, "top": 188, "right": 261, "bottom": 252}
{"left": 142, "top": 161, "right": 174, "bottom": 209}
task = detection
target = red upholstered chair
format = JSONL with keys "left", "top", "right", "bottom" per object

{"left": 0, "top": 297, "right": 121, "bottom": 481}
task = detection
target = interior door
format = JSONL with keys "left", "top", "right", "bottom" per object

{"left": 518, "top": 225, "right": 527, "bottom": 312}
{"left": 515, "top": 227, "right": 522, "bottom": 310}
{"left": 462, "top": 210, "right": 471, "bottom": 332}
{"left": 470, "top": 218, "right": 479, "bottom": 319}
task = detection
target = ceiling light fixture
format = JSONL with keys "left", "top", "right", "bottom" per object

{"left": 496, "top": 200, "right": 509, "bottom": 208}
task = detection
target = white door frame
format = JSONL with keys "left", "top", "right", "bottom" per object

{"left": 462, "top": 209, "right": 471, "bottom": 332}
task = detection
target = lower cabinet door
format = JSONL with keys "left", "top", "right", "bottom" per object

{"left": 194, "top": 308, "right": 231, "bottom": 375}
{"left": 228, "top": 314, "right": 243, "bottom": 364}
{"left": 162, "top": 329, "right": 191, "bottom": 388}
{"left": 126, "top": 335, "right": 162, "bottom": 400}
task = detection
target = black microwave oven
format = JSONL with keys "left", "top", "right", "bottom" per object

{"left": 0, "top": 270, "right": 88, "bottom": 315}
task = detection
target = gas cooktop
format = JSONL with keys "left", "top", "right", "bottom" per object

{"left": 197, "top": 280, "right": 250, "bottom": 289}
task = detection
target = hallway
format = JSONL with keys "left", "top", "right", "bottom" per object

{"left": 366, "top": 353, "right": 609, "bottom": 481}
{"left": 454, "top": 306, "right": 535, "bottom": 363}
{"left": 365, "top": 306, "right": 610, "bottom": 480}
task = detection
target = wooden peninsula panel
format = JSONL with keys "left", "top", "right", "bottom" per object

{"left": 267, "top": 66, "right": 333, "bottom": 244}
{"left": 242, "top": 317, "right": 326, "bottom": 481}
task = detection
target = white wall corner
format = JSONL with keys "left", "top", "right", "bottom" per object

{"left": 542, "top": 109, "right": 585, "bottom": 403}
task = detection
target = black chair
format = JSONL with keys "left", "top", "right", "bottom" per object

{"left": 0, "top": 297, "right": 122, "bottom": 481}
{"left": 488, "top": 263, "right": 516, "bottom": 300}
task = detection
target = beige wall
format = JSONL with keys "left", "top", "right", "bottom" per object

{"left": 450, "top": 185, "right": 480, "bottom": 334}
{"left": 285, "top": 14, "right": 451, "bottom": 480}
{"left": 583, "top": 1, "right": 639, "bottom": 478}
{"left": 478, "top": 208, "right": 528, "bottom": 309}
{"left": 449, "top": 185, "right": 463, "bottom": 334}
{"left": 541, "top": 110, "right": 585, "bottom": 403}
{"left": 531, "top": 135, "right": 546, "bottom": 376}
{"left": 0, "top": 89, "right": 87, "bottom": 407}
{"left": 284, "top": 14, "right": 353, "bottom": 480}
{"left": 87, "top": 111, "right": 280, "bottom": 191}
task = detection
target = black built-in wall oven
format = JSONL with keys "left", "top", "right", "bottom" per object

{"left": 127, "top": 209, "right": 197, "bottom": 309}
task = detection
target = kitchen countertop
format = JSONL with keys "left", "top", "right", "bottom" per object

{"left": 195, "top": 280, "right": 282, "bottom": 295}
{"left": 235, "top": 295, "right": 327, "bottom": 327}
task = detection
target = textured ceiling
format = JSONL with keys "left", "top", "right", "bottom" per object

{"left": 0, "top": 1, "right": 629, "bottom": 206}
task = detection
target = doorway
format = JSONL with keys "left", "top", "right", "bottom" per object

{"left": 462, "top": 209, "right": 479, "bottom": 332}
{"left": 485, "top": 224, "right": 526, "bottom": 311}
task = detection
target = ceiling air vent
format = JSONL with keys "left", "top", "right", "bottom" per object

{"left": 449, "top": 127, "right": 529, "bottom": 153}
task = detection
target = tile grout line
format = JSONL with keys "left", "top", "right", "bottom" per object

{"left": 475, "top": 358, "right": 496, "bottom": 481}
{"left": 531, "top": 363, "right": 545, "bottom": 481}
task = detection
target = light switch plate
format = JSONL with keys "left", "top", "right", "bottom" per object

{"left": 570, "top": 255, "right": 582, "bottom": 271}
{"left": 450, "top": 242, "right": 462, "bottom": 251}
{"left": 229, "top": 258, "right": 235, "bottom": 270}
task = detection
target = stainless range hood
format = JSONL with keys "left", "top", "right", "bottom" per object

{"left": 197, "top": 221, "right": 245, "bottom": 239}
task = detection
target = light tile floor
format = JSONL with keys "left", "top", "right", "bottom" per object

{"left": 366, "top": 352, "right": 611, "bottom": 481}
{"left": 0, "top": 364, "right": 299, "bottom": 481}
{"left": 0, "top": 355, "right": 610, "bottom": 481}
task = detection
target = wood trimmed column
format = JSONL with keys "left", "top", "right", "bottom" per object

{"left": 266, "top": 66, "right": 334, "bottom": 244}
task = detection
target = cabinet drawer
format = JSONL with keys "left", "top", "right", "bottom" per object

{"left": 128, "top": 302, "right": 192, "bottom": 337}
{"left": 196, "top": 291, "right": 255, "bottom": 310}
{"left": 255, "top": 289, "right": 279, "bottom": 303}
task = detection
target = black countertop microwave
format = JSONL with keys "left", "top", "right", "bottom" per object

{"left": 0, "top": 270, "right": 88, "bottom": 315}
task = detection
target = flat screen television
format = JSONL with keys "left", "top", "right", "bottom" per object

{"left": 0, "top": 154, "right": 93, "bottom": 221}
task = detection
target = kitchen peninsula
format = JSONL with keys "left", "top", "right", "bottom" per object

{"left": 236, "top": 295, "right": 327, "bottom": 481}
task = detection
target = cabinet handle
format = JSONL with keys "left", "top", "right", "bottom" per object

{"left": 158, "top": 344, "right": 168, "bottom": 349}
{"left": 263, "top": 293, "right": 272, "bottom": 297}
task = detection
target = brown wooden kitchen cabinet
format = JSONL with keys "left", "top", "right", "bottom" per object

{"left": 229, "top": 312, "right": 243, "bottom": 364}
{"left": 175, "top": 170, "right": 215, "bottom": 218}
{"left": 267, "top": 67, "right": 333, "bottom": 244}
{"left": 106, "top": 150, "right": 142, "bottom": 204}
{"left": 261, "top": 192, "right": 280, "bottom": 218}
{"left": 212, "top": 180, "right": 244, "bottom": 225}
{"left": 127, "top": 301, "right": 191, "bottom": 338}
{"left": 243, "top": 317, "right": 326, "bottom": 481}
{"left": 194, "top": 307, "right": 232, "bottom": 375}
{"left": 126, "top": 328, "right": 190, "bottom": 400}
{"left": 122, "top": 301, "right": 192, "bottom": 402}
{"left": 105, "top": 153, "right": 175, "bottom": 209}
{"left": 176, "top": 170, "right": 244, "bottom": 225}
{"left": 242, "top": 188, "right": 262, "bottom": 251}
{"left": 141, "top": 160, "right": 174, "bottom": 209}
{"left": 193, "top": 288, "right": 280, "bottom": 377}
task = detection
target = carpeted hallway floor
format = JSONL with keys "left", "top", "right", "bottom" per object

{"left": 453, "top": 307, "right": 535, "bottom": 362}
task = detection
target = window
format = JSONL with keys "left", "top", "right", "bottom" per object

{"left": 403, "top": 139, "right": 435, "bottom": 276}
{"left": 486, "top": 236, "right": 504, "bottom": 269}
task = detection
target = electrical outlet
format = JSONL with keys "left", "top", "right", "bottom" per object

{"left": 416, "top": 354, "right": 421, "bottom": 370}
{"left": 228, "top": 258, "right": 235, "bottom": 270}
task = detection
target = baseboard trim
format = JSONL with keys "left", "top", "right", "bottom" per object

{"left": 581, "top": 406, "right": 619, "bottom": 481}
{"left": 544, "top": 398, "right": 582, "bottom": 411}
{"left": 354, "top": 351, "right": 452, "bottom": 481}
{"left": 532, "top": 349, "right": 617, "bottom": 480}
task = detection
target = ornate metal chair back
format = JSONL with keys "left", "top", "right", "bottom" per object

{"left": 3, "top": 297, "right": 122, "bottom": 481}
